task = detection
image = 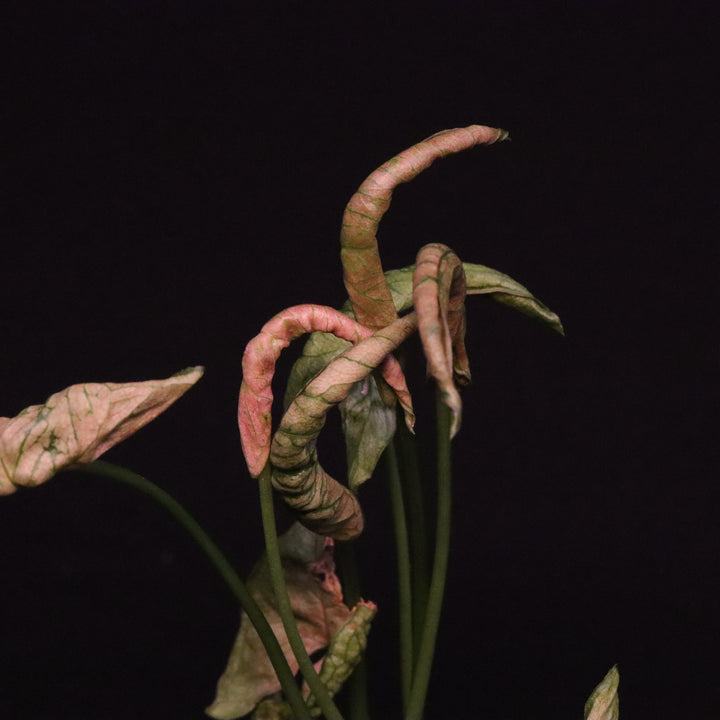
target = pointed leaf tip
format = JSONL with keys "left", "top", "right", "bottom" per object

{"left": 0, "top": 366, "right": 203, "bottom": 495}
{"left": 584, "top": 665, "right": 619, "bottom": 720}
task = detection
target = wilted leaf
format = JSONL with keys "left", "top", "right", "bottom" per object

{"left": 284, "top": 260, "right": 562, "bottom": 411}
{"left": 584, "top": 665, "right": 620, "bottom": 720}
{"left": 239, "top": 304, "right": 412, "bottom": 478}
{"left": 271, "top": 313, "right": 418, "bottom": 540}
{"left": 413, "top": 243, "right": 468, "bottom": 438}
{"left": 340, "top": 125, "right": 507, "bottom": 330}
{"left": 340, "top": 375, "right": 397, "bottom": 492}
{"left": 0, "top": 367, "right": 203, "bottom": 495}
{"left": 307, "top": 600, "right": 377, "bottom": 716}
{"left": 206, "top": 523, "right": 354, "bottom": 720}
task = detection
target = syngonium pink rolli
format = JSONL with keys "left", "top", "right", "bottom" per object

{"left": 0, "top": 367, "right": 204, "bottom": 494}
{"left": 238, "top": 124, "right": 562, "bottom": 542}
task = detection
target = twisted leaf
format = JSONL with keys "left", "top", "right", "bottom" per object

{"left": 271, "top": 313, "right": 418, "bottom": 540}
{"left": 413, "top": 243, "right": 468, "bottom": 437}
{"left": 239, "top": 304, "right": 412, "bottom": 478}
{"left": 0, "top": 367, "right": 204, "bottom": 495}
{"left": 284, "top": 261, "right": 562, "bottom": 407}
{"left": 207, "top": 523, "right": 354, "bottom": 720}
{"left": 307, "top": 600, "right": 377, "bottom": 716}
{"left": 584, "top": 665, "right": 620, "bottom": 720}
{"left": 341, "top": 125, "right": 508, "bottom": 329}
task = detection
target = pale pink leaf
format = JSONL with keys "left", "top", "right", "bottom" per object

{"left": 0, "top": 367, "right": 203, "bottom": 495}
{"left": 341, "top": 124, "right": 507, "bottom": 329}
{"left": 239, "top": 304, "right": 412, "bottom": 478}
{"left": 413, "top": 243, "right": 468, "bottom": 437}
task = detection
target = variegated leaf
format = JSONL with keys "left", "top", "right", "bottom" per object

{"left": 0, "top": 367, "right": 203, "bottom": 495}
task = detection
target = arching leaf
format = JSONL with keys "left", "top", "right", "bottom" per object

{"left": 412, "top": 243, "right": 468, "bottom": 437}
{"left": 271, "top": 313, "right": 418, "bottom": 540}
{"left": 340, "top": 125, "right": 507, "bottom": 329}
{"left": 239, "top": 304, "right": 412, "bottom": 478}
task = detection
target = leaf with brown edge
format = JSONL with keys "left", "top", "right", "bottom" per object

{"left": 206, "top": 523, "right": 355, "bottom": 720}
{"left": 413, "top": 243, "right": 468, "bottom": 438}
{"left": 584, "top": 665, "right": 620, "bottom": 720}
{"left": 271, "top": 313, "right": 418, "bottom": 540}
{"left": 340, "top": 125, "right": 508, "bottom": 330}
{"left": 0, "top": 367, "right": 203, "bottom": 495}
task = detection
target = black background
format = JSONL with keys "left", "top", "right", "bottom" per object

{"left": 2, "top": 2, "right": 718, "bottom": 719}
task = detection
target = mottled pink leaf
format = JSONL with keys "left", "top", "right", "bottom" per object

{"left": 341, "top": 124, "right": 508, "bottom": 329}
{"left": 0, "top": 367, "right": 203, "bottom": 495}
{"left": 413, "top": 243, "right": 468, "bottom": 437}
{"left": 270, "top": 313, "right": 418, "bottom": 540}
{"left": 239, "top": 304, "right": 412, "bottom": 478}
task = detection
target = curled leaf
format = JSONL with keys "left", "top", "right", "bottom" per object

{"left": 341, "top": 125, "right": 508, "bottom": 330}
{"left": 413, "top": 243, "right": 468, "bottom": 437}
{"left": 306, "top": 600, "right": 377, "bottom": 716}
{"left": 239, "top": 304, "right": 412, "bottom": 478}
{"left": 271, "top": 313, "right": 418, "bottom": 540}
{"left": 584, "top": 665, "right": 620, "bottom": 720}
{"left": 284, "top": 261, "right": 562, "bottom": 409}
{"left": 0, "top": 367, "right": 204, "bottom": 495}
{"left": 207, "top": 523, "right": 355, "bottom": 720}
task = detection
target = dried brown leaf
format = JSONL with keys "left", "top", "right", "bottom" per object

{"left": 206, "top": 523, "right": 353, "bottom": 720}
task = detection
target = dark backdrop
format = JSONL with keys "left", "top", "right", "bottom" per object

{"left": 2, "top": 2, "right": 717, "bottom": 719}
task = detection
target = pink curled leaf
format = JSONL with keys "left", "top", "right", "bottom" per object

{"left": 270, "top": 313, "right": 418, "bottom": 540}
{"left": 413, "top": 243, "right": 468, "bottom": 438}
{"left": 239, "top": 304, "right": 413, "bottom": 478}
{"left": 341, "top": 124, "right": 508, "bottom": 329}
{"left": 0, "top": 367, "right": 204, "bottom": 495}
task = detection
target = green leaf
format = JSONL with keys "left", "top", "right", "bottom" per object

{"left": 340, "top": 374, "right": 397, "bottom": 492}
{"left": 584, "top": 665, "right": 620, "bottom": 720}
{"left": 307, "top": 600, "right": 377, "bottom": 716}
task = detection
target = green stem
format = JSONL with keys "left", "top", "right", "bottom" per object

{"left": 258, "top": 466, "right": 344, "bottom": 720}
{"left": 396, "top": 419, "right": 430, "bottom": 662}
{"left": 405, "top": 394, "right": 453, "bottom": 720}
{"left": 78, "top": 460, "right": 311, "bottom": 720}
{"left": 336, "top": 541, "right": 370, "bottom": 720}
{"left": 385, "top": 438, "right": 414, "bottom": 713}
